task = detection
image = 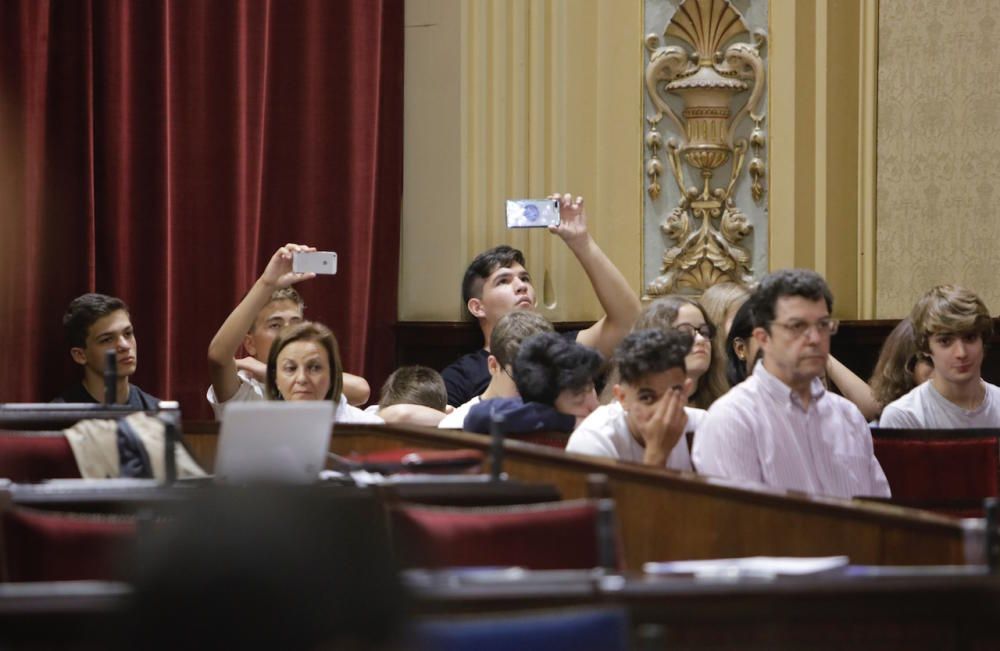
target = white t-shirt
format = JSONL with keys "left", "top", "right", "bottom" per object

{"left": 206, "top": 371, "right": 383, "bottom": 424}
{"left": 437, "top": 395, "right": 481, "bottom": 429}
{"left": 879, "top": 380, "right": 1000, "bottom": 429}
{"left": 566, "top": 401, "right": 705, "bottom": 471}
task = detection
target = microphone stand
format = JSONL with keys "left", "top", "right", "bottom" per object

{"left": 103, "top": 350, "right": 117, "bottom": 405}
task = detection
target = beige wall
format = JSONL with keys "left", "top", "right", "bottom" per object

{"left": 400, "top": 0, "right": 642, "bottom": 322}
{"left": 402, "top": 0, "right": 878, "bottom": 322}
{"left": 877, "top": 0, "right": 1000, "bottom": 317}
{"left": 769, "top": 0, "right": 876, "bottom": 319}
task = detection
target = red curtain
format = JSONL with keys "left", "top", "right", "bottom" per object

{"left": 0, "top": 0, "right": 403, "bottom": 418}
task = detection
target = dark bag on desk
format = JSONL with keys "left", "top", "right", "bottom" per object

{"left": 117, "top": 417, "right": 153, "bottom": 478}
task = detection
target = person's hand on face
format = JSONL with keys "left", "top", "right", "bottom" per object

{"left": 260, "top": 243, "right": 317, "bottom": 289}
{"left": 636, "top": 379, "right": 692, "bottom": 466}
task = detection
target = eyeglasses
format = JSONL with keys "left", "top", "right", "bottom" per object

{"left": 769, "top": 318, "right": 839, "bottom": 339}
{"left": 673, "top": 323, "right": 716, "bottom": 340}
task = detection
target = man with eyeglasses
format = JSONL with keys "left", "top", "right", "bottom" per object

{"left": 693, "top": 269, "right": 890, "bottom": 499}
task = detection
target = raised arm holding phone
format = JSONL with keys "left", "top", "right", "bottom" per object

{"left": 206, "top": 244, "right": 370, "bottom": 418}
{"left": 442, "top": 192, "right": 642, "bottom": 406}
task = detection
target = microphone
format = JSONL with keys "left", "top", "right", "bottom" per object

{"left": 104, "top": 350, "right": 117, "bottom": 405}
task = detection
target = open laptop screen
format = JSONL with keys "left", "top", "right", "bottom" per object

{"left": 216, "top": 401, "right": 334, "bottom": 484}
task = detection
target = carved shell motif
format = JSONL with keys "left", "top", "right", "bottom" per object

{"left": 666, "top": 0, "right": 748, "bottom": 60}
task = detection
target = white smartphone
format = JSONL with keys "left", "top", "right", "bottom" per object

{"left": 293, "top": 251, "right": 337, "bottom": 275}
{"left": 505, "top": 199, "right": 561, "bottom": 228}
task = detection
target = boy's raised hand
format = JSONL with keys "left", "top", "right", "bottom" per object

{"left": 548, "top": 193, "right": 590, "bottom": 248}
{"left": 260, "top": 243, "right": 317, "bottom": 289}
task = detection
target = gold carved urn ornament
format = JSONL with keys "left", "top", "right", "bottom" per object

{"left": 644, "top": 0, "right": 766, "bottom": 295}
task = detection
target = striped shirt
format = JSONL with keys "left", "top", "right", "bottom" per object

{"left": 692, "top": 362, "right": 890, "bottom": 499}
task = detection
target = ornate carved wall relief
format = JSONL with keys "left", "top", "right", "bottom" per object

{"left": 643, "top": 0, "right": 768, "bottom": 296}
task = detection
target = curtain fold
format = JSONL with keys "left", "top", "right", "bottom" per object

{"left": 0, "top": 0, "right": 403, "bottom": 417}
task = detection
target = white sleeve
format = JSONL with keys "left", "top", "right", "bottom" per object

{"left": 206, "top": 375, "right": 264, "bottom": 420}
{"left": 565, "top": 421, "right": 619, "bottom": 460}
{"left": 877, "top": 401, "right": 921, "bottom": 429}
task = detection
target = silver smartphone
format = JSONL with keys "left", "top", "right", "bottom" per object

{"left": 292, "top": 251, "right": 337, "bottom": 275}
{"left": 505, "top": 199, "right": 561, "bottom": 228}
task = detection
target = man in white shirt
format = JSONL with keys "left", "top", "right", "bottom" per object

{"left": 206, "top": 244, "right": 376, "bottom": 423}
{"left": 567, "top": 329, "right": 704, "bottom": 471}
{"left": 438, "top": 311, "right": 553, "bottom": 429}
{"left": 880, "top": 285, "right": 1000, "bottom": 428}
{"left": 693, "top": 269, "right": 890, "bottom": 499}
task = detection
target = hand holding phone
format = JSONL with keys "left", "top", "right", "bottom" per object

{"left": 292, "top": 251, "right": 338, "bottom": 275}
{"left": 505, "top": 199, "right": 561, "bottom": 229}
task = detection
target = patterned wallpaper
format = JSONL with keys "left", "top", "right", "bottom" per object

{"left": 877, "top": 0, "right": 1000, "bottom": 317}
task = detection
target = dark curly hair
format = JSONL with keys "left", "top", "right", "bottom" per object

{"left": 750, "top": 269, "right": 833, "bottom": 333}
{"left": 512, "top": 332, "right": 603, "bottom": 406}
{"left": 614, "top": 329, "right": 692, "bottom": 385}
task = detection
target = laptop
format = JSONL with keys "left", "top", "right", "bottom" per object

{"left": 215, "top": 401, "right": 335, "bottom": 484}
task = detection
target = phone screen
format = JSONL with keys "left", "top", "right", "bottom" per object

{"left": 505, "top": 199, "right": 561, "bottom": 228}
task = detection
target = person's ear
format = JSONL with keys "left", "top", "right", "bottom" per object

{"left": 70, "top": 347, "right": 87, "bottom": 366}
{"left": 243, "top": 332, "right": 257, "bottom": 357}
{"left": 752, "top": 325, "right": 769, "bottom": 348}
{"left": 487, "top": 355, "right": 500, "bottom": 376}
{"left": 611, "top": 384, "right": 626, "bottom": 403}
{"left": 733, "top": 339, "right": 747, "bottom": 360}
{"left": 467, "top": 297, "right": 487, "bottom": 320}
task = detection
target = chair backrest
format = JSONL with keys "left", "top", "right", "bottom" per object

{"left": 506, "top": 432, "right": 571, "bottom": 449}
{"left": 348, "top": 447, "right": 484, "bottom": 474}
{"left": 0, "top": 431, "right": 81, "bottom": 482}
{"left": 413, "top": 607, "right": 630, "bottom": 651}
{"left": 2, "top": 506, "right": 139, "bottom": 582}
{"left": 389, "top": 498, "right": 619, "bottom": 570}
{"left": 872, "top": 428, "right": 1000, "bottom": 517}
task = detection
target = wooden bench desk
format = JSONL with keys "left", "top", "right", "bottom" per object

{"left": 182, "top": 422, "right": 977, "bottom": 569}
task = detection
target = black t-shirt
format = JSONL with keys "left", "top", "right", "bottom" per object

{"left": 53, "top": 383, "right": 161, "bottom": 410}
{"left": 440, "top": 330, "right": 582, "bottom": 407}
{"left": 441, "top": 348, "right": 491, "bottom": 407}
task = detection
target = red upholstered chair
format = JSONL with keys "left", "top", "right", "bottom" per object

{"left": 347, "top": 448, "right": 484, "bottom": 475}
{"left": 507, "top": 432, "right": 571, "bottom": 449}
{"left": 0, "top": 431, "right": 81, "bottom": 482}
{"left": 389, "top": 498, "right": 620, "bottom": 570}
{"left": 2, "top": 506, "right": 139, "bottom": 582}
{"left": 871, "top": 429, "right": 999, "bottom": 517}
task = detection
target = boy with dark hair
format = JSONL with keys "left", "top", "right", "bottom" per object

{"left": 207, "top": 244, "right": 371, "bottom": 419}
{"left": 566, "top": 329, "right": 701, "bottom": 469}
{"left": 880, "top": 284, "right": 1000, "bottom": 427}
{"left": 437, "top": 310, "right": 553, "bottom": 429}
{"left": 462, "top": 331, "right": 603, "bottom": 433}
{"left": 694, "top": 269, "right": 889, "bottom": 499}
{"left": 55, "top": 293, "right": 160, "bottom": 408}
{"left": 441, "top": 194, "right": 641, "bottom": 406}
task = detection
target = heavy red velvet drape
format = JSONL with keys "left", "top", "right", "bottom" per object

{"left": 0, "top": 0, "right": 403, "bottom": 418}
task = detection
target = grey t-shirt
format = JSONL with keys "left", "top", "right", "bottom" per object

{"left": 879, "top": 380, "right": 1000, "bottom": 429}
